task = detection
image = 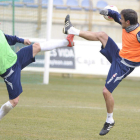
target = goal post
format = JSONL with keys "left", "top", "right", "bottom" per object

{"left": 43, "top": 0, "right": 53, "bottom": 84}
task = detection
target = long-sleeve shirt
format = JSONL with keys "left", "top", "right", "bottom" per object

{"left": 107, "top": 9, "right": 140, "bottom": 63}
{"left": 107, "top": 9, "right": 121, "bottom": 25}
{"left": 4, "top": 34, "right": 24, "bottom": 46}
{"left": 0, "top": 32, "right": 25, "bottom": 75}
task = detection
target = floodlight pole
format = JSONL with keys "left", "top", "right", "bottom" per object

{"left": 43, "top": 0, "right": 53, "bottom": 84}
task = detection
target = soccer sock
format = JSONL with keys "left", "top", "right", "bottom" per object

{"left": 40, "top": 39, "right": 69, "bottom": 51}
{"left": 68, "top": 27, "right": 80, "bottom": 36}
{"left": 106, "top": 113, "right": 114, "bottom": 124}
{"left": 0, "top": 101, "right": 13, "bottom": 120}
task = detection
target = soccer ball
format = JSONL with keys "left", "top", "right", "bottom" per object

{"left": 103, "top": 5, "right": 119, "bottom": 21}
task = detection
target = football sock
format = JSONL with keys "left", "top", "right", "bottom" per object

{"left": 0, "top": 101, "right": 13, "bottom": 120}
{"left": 106, "top": 112, "right": 114, "bottom": 124}
{"left": 68, "top": 27, "right": 80, "bottom": 36}
{"left": 40, "top": 39, "right": 69, "bottom": 51}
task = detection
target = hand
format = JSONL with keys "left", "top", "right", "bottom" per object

{"left": 24, "top": 39, "right": 31, "bottom": 45}
{"left": 100, "top": 9, "right": 108, "bottom": 16}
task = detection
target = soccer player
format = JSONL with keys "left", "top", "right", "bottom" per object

{"left": 0, "top": 31, "right": 74, "bottom": 120}
{"left": 63, "top": 9, "right": 140, "bottom": 136}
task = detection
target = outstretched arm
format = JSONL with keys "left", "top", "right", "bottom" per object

{"left": 5, "top": 34, "right": 31, "bottom": 46}
{"left": 100, "top": 9, "right": 121, "bottom": 25}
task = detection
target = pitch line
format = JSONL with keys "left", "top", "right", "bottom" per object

{"left": 18, "top": 105, "right": 104, "bottom": 110}
{"left": 17, "top": 105, "right": 140, "bottom": 112}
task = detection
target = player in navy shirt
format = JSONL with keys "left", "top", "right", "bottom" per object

{"left": 63, "top": 8, "right": 140, "bottom": 136}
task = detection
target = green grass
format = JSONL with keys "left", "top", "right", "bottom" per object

{"left": 0, "top": 72, "right": 140, "bottom": 140}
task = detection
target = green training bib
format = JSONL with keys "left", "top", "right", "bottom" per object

{"left": 0, "top": 30, "right": 17, "bottom": 75}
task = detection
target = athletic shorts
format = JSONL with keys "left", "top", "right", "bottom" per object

{"left": 100, "top": 37, "right": 135, "bottom": 93}
{"left": 0, "top": 45, "right": 35, "bottom": 100}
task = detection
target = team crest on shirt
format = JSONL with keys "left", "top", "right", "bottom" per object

{"left": 136, "top": 31, "right": 140, "bottom": 43}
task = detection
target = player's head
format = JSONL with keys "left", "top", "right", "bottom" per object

{"left": 120, "top": 9, "right": 138, "bottom": 29}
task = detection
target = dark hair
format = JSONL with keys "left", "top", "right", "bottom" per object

{"left": 120, "top": 9, "right": 138, "bottom": 25}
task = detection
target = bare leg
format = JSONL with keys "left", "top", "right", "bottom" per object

{"left": 99, "top": 86, "right": 115, "bottom": 135}
{"left": 9, "top": 96, "right": 19, "bottom": 107}
{"left": 79, "top": 31, "right": 108, "bottom": 48}
{"left": 103, "top": 86, "right": 114, "bottom": 113}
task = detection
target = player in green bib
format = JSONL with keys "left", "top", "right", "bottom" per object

{"left": 0, "top": 30, "right": 17, "bottom": 75}
{"left": 0, "top": 30, "right": 74, "bottom": 121}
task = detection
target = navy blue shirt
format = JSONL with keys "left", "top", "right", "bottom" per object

{"left": 108, "top": 9, "right": 121, "bottom": 25}
{"left": 4, "top": 34, "right": 24, "bottom": 46}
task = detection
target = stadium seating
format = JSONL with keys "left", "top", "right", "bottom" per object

{"left": 96, "top": 0, "right": 108, "bottom": 10}
{"left": 14, "top": 1, "right": 24, "bottom": 7}
{"left": 14, "top": 4, "right": 24, "bottom": 7}
{"left": 42, "top": 0, "right": 48, "bottom": 8}
{"left": 23, "top": 0, "right": 38, "bottom": 8}
{"left": 66, "top": 0, "right": 82, "bottom": 10}
{"left": 0, "top": 2, "right": 9, "bottom": 6}
{"left": 0, "top": 0, "right": 20, "bottom": 7}
{"left": 42, "top": 0, "right": 48, "bottom": 4}
{"left": 42, "top": 0, "right": 67, "bottom": 10}
{"left": 0, "top": 0, "right": 24, "bottom": 7}
{"left": 0, "top": 0, "right": 108, "bottom": 11}
{"left": 53, "top": 0, "right": 67, "bottom": 10}
{"left": 81, "top": 0, "right": 96, "bottom": 11}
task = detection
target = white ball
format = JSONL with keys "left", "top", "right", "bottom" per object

{"left": 103, "top": 5, "right": 119, "bottom": 21}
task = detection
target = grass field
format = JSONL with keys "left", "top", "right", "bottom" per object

{"left": 0, "top": 72, "right": 140, "bottom": 140}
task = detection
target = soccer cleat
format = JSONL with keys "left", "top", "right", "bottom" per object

{"left": 99, "top": 122, "right": 115, "bottom": 136}
{"left": 63, "top": 14, "right": 73, "bottom": 34}
{"left": 66, "top": 34, "right": 75, "bottom": 47}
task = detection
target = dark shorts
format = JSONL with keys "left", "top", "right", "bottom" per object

{"left": 100, "top": 37, "right": 134, "bottom": 93}
{"left": 0, "top": 45, "right": 35, "bottom": 100}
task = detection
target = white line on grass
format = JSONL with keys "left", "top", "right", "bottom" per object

{"left": 18, "top": 105, "right": 104, "bottom": 109}
{"left": 17, "top": 105, "right": 140, "bottom": 112}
